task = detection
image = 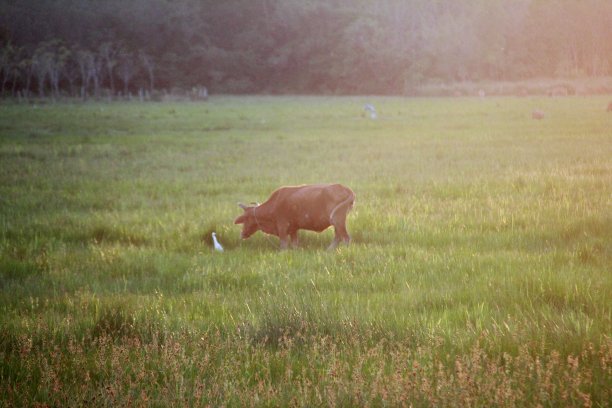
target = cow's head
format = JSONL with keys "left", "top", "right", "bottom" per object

{"left": 234, "top": 203, "right": 260, "bottom": 239}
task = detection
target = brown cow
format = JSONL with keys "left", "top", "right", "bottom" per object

{"left": 234, "top": 184, "right": 355, "bottom": 250}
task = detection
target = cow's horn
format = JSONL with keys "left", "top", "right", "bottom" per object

{"left": 238, "top": 203, "right": 248, "bottom": 210}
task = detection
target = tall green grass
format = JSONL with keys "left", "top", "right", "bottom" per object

{"left": 1, "top": 96, "right": 611, "bottom": 406}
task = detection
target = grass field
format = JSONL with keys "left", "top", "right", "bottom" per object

{"left": 1, "top": 96, "right": 611, "bottom": 406}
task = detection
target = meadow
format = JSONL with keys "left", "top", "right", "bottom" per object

{"left": 0, "top": 95, "right": 610, "bottom": 406}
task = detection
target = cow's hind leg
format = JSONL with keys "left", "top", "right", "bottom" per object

{"left": 327, "top": 235, "right": 340, "bottom": 251}
{"left": 328, "top": 213, "right": 351, "bottom": 250}
{"left": 340, "top": 225, "right": 351, "bottom": 245}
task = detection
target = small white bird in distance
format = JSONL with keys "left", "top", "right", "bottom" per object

{"left": 212, "top": 232, "right": 224, "bottom": 252}
{"left": 364, "top": 103, "right": 377, "bottom": 120}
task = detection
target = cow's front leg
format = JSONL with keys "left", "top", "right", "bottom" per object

{"left": 278, "top": 221, "right": 290, "bottom": 250}
{"left": 290, "top": 230, "right": 299, "bottom": 248}
{"left": 279, "top": 238, "right": 290, "bottom": 250}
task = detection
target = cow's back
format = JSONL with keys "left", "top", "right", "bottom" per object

{"left": 275, "top": 184, "right": 351, "bottom": 208}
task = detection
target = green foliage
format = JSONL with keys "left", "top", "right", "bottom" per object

{"left": 0, "top": 96, "right": 611, "bottom": 405}
{"left": 1, "top": 0, "right": 611, "bottom": 95}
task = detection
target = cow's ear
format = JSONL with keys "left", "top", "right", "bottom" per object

{"left": 234, "top": 215, "right": 245, "bottom": 224}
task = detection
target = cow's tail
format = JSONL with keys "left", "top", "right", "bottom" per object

{"left": 330, "top": 189, "right": 355, "bottom": 223}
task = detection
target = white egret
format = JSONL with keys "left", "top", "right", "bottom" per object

{"left": 212, "top": 232, "right": 224, "bottom": 252}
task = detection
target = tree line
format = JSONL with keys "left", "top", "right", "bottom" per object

{"left": 0, "top": 0, "right": 610, "bottom": 97}
{"left": 0, "top": 39, "right": 155, "bottom": 99}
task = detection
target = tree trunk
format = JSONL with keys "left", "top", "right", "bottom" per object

{"left": 1, "top": 74, "right": 7, "bottom": 96}
{"left": 11, "top": 71, "right": 18, "bottom": 97}
{"left": 24, "top": 69, "right": 32, "bottom": 98}
{"left": 107, "top": 63, "right": 115, "bottom": 96}
{"left": 49, "top": 69, "right": 60, "bottom": 100}
{"left": 91, "top": 68, "right": 100, "bottom": 98}
{"left": 36, "top": 73, "right": 45, "bottom": 98}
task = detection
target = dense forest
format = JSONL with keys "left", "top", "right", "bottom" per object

{"left": 0, "top": 0, "right": 611, "bottom": 97}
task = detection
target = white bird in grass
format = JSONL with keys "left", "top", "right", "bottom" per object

{"left": 212, "top": 232, "right": 224, "bottom": 252}
{"left": 364, "top": 103, "right": 377, "bottom": 119}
